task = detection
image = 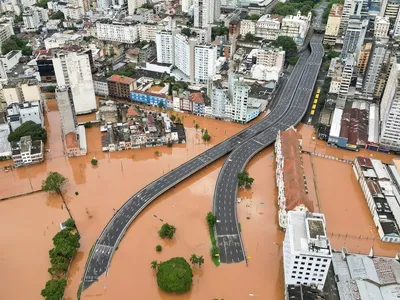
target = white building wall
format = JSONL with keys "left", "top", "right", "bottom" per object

{"left": 96, "top": 21, "right": 140, "bottom": 44}
{"left": 128, "top": 0, "right": 146, "bottom": 16}
{"left": 211, "top": 85, "right": 228, "bottom": 118}
{"left": 156, "top": 31, "right": 174, "bottom": 64}
{"left": 53, "top": 52, "right": 97, "bottom": 115}
{"left": 194, "top": 44, "right": 217, "bottom": 82}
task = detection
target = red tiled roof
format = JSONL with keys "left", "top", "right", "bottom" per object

{"left": 65, "top": 132, "right": 79, "bottom": 149}
{"left": 191, "top": 92, "right": 204, "bottom": 104}
{"left": 127, "top": 106, "right": 139, "bottom": 117}
{"left": 280, "top": 129, "right": 314, "bottom": 212}
{"left": 108, "top": 74, "right": 134, "bottom": 85}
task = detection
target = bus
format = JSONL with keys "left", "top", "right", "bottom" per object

{"left": 310, "top": 109, "right": 315, "bottom": 115}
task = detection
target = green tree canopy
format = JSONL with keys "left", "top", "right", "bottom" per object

{"left": 237, "top": 171, "right": 254, "bottom": 188}
{"left": 1, "top": 35, "right": 29, "bottom": 54}
{"left": 35, "top": 0, "right": 48, "bottom": 8}
{"left": 206, "top": 212, "right": 217, "bottom": 228}
{"left": 272, "top": 36, "right": 298, "bottom": 58}
{"left": 8, "top": 121, "right": 47, "bottom": 143}
{"left": 212, "top": 25, "right": 228, "bottom": 39}
{"left": 51, "top": 11, "right": 64, "bottom": 20}
{"left": 48, "top": 254, "right": 69, "bottom": 275}
{"left": 244, "top": 33, "right": 255, "bottom": 42}
{"left": 52, "top": 229, "right": 81, "bottom": 258}
{"left": 181, "top": 27, "right": 192, "bottom": 37}
{"left": 157, "top": 257, "right": 193, "bottom": 293}
{"left": 158, "top": 223, "right": 176, "bottom": 239}
{"left": 202, "top": 129, "right": 211, "bottom": 141}
{"left": 42, "top": 172, "right": 68, "bottom": 195}
{"left": 47, "top": 86, "right": 56, "bottom": 93}
{"left": 247, "top": 14, "right": 260, "bottom": 20}
{"left": 64, "top": 218, "right": 76, "bottom": 229}
{"left": 41, "top": 278, "right": 67, "bottom": 300}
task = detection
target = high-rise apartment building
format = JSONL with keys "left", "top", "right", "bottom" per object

{"left": 231, "top": 75, "right": 250, "bottom": 123}
{"left": 337, "top": 55, "right": 355, "bottom": 107}
{"left": 194, "top": 44, "right": 217, "bottom": 83}
{"left": 182, "top": 0, "right": 193, "bottom": 13}
{"left": 374, "top": 16, "right": 390, "bottom": 38}
{"left": 96, "top": 20, "right": 140, "bottom": 44}
{"left": 52, "top": 49, "right": 97, "bottom": 115}
{"left": 380, "top": 0, "right": 400, "bottom": 20}
{"left": 323, "top": 4, "right": 343, "bottom": 46}
{"left": 256, "top": 48, "right": 285, "bottom": 72}
{"left": 394, "top": 7, "right": 400, "bottom": 39}
{"left": 357, "top": 42, "right": 372, "bottom": 74}
{"left": 174, "top": 33, "right": 197, "bottom": 81}
{"left": 340, "top": 0, "right": 362, "bottom": 34}
{"left": 156, "top": 30, "right": 174, "bottom": 64}
{"left": 211, "top": 80, "right": 228, "bottom": 119}
{"left": 193, "top": 0, "right": 220, "bottom": 28}
{"left": 341, "top": 16, "right": 368, "bottom": 59}
{"left": 283, "top": 211, "right": 332, "bottom": 290}
{"left": 362, "top": 39, "right": 388, "bottom": 97}
{"left": 380, "top": 56, "right": 400, "bottom": 151}
{"left": 0, "top": 19, "right": 14, "bottom": 54}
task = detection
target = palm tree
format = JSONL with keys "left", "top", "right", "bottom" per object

{"left": 190, "top": 254, "right": 198, "bottom": 266}
{"left": 151, "top": 260, "right": 158, "bottom": 270}
{"left": 194, "top": 123, "right": 199, "bottom": 131}
{"left": 198, "top": 255, "right": 204, "bottom": 268}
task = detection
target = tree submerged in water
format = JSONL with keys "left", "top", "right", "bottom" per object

{"left": 156, "top": 257, "right": 193, "bottom": 293}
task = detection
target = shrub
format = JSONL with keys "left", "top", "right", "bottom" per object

{"left": 158, "top": 223, "right": 176, "bottom": 239}
{"left": 91, "top": 158, "right": 98, "bottom": 166}
{"left": 156, "top": 245, "right": 162, "bottom": 252}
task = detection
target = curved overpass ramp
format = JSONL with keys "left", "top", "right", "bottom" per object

{"left": 213, "top": 34, "right": 324, "bottom": 263}
{"left": 80, "top": 42, "right": 319, "bottom": 291}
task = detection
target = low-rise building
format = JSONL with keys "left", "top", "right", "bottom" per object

{"left": 191, "top": 92, "right": 205, "bottom": 115}
{"left": 93, "top": 76, "right": 109, "bottom": 97}
{"left": 0, "top": 50, "right": 22, "bottom": 72}
{"left": 255, "top": 14, "right": 281, "bottom": 40}
{"left": 281, "top": 11, "right": 312, "bottom": 45}
{"left": 6, "top": 101, "right": 44, "bottom": 132}
{"left": 332, "top": 251, "right": 400, "bottom": 300}
{"left": 44, "top": 32, "right": 82, "bottom": 50}
{"left": 11, "top": 136, "right": 44, "bottom": 167}
{"left": 96, "top": 19, "right": 140, "bottom": 44}
{"left": 323, "top": 4, "right": 343, "bottom": 46}
{"left": 275, "top": 128, "right": 314, "bottom": 229}
{"left": 107, "top": 74, "right": 135, "bottom": 99}
{"left": 283, "top": 211, "right": 332, "bottom": 291}
{"left": 353, "top": 156, "right": 400, "bottom": 243}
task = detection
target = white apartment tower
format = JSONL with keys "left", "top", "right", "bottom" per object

{"left": 231, "top": 75, "right": 250, "bottom": 123}
{"left": 341, "top": 17, "right": 368, "bottom": 60}
{"left": 362, "top": 39, "right": 388, "bottom": 97}
{"left": 52, "top": 50, "right": 96, "bottom": 115}
{"left": 380, "top": 56, "right": 400, "bottom": 151}
{"left": 156, "top": 31, "right": 174, "bottom": 64}
{"left": 340, "top": 0, "right": 362, "bottom": 34}
{"left": 374, "top": 16, "right": 390, "bottom": 38}
{"left": 194, "top": 44, "right": 217, "bottom": 83}
{"left": 337, "top": 55, "right": 355, "bottom": 107}
{"left": 394, "top": 7, "right": 400, "bottom": 39}
{"left": 283, "top": 211, "right": 332, "bottom": 290}
{"left": 194, "top": 0, "right": 220, "bottom": 28}
{"left": 174, "top": 33, "right": 197, "bottom": 81}
{"left": 211, "top": 80, "right": 228, "bottom": 119}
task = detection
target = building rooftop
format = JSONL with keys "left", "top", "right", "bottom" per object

{"left": 287, "top": 284, "right": 326, "bottom": 300}
{"left": 332, "top": 252, "right": 400, "bottom": 300}
{"left": 329, "top": 4, "right": 343, "bottom": 17}
{"left": 339, "top": 108, "right": 369, "bottom": 146}
{"left": 280, "top": 128, "right": 314, "bottom": 212}
{"left": 108, "top": 74, "right": 135, "bottom": 85}
{"left": 191, "top": 92, "right": 204, "bottom": 104}
{"left": 65, "top": 132, "right": 79, "bottom": 149}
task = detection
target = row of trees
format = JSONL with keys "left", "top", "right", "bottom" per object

{"left": 8, "top": 121, "right": 47, "bottom": 143}
{"left": 1, "top": 36, "right": 32, "bottom": 56}
{"left": 206, "top": 212, "right": 220, "bottom": 266}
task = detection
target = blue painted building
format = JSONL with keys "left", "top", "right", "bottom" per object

{"left": 130, "top": 91, "right": 168, "bottom": 108}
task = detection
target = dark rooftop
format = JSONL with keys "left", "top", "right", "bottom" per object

{"left": 308, "top": 219, "right": 325, "bottom": 239}
{"left": 287, "top": 284, "right": 325, "bottom": 300}
{"left": 357, "top": 156, "right": 373, "bottom": 169}
{"left": 339, "top": 108, "right": 369, "bottom": 146}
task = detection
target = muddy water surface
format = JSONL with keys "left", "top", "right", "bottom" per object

{"left": 1, "top": 104, "right": 399, "bottom": 300}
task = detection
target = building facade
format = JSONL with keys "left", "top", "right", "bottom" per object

{"left": 323, "top": 4, "right": 343, "bottom": 45}
{"left": 107, "top": 74, "right": 135, "bottom": 99}
{"left": 11, "top": 136, "right": 44, "bottom": 167}
{"left": 194, "top": 44, "right": 217, "bottom": 83}
{"left": 341, "top": 17, "right": 368, "bottom": 59}
{"left": 96, "top": 19, "right": 140, "bottom": 44}
{"left": 283, "top": 211, "right": 332, "bottom": 290}
{"left": 380, "top": 56, "right": 400, "bottom": 151}
{"left": 156, "top": 30, "right": 174, "bottom": 64}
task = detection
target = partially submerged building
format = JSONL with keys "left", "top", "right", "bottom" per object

{"left": 332, "top": 250, "right": 400, "bottom": 300}
{"left": 275, "top": 128, "right": 314, "bottom": 228}
{"left": 353, "top": 156, "right": 400, "bottom": 243}
{"left": 11, "top": 136, "right": 44, "bottom": 167}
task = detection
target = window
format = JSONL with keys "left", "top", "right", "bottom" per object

{"left": 293, "top": 266, "right": 297, "bottom": 269}
{"left": 323, "top": 259, "right": 328, "bottom": 262}
{"left": 291, "top": 276, "right": 295, "bottom": 279}
{"left": 316, "top": 264, "right": 320, "bottom": 267}
{"left": 318, "top": 279, "right": 322, "bottom": 282}
{"left": 312, "top": 278, "right": 316, "bottom": 281}
{"left": 301, "top": 262, "right": 305, "bottom": 265}
{"left": 317, "top": 258, "right": 321, "bottom": 261}
{"left": 302, "top": 257, "right": 306, "bottom": 260}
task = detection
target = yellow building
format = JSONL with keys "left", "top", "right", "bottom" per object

{"left": 323, "top": 4, "right": 343, "bottom": 46}
{"left": 357, "top": 43, "right": 372, "bottom": 75}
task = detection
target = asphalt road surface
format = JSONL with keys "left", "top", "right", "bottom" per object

{"left": 213, "top": 35, "right": 324, "bottom": 263}
{"left": 81, "top": 35, "right": 324, "bottom": 291}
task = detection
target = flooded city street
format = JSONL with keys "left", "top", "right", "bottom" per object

{"left": 0, "top": 101, "right": 399, "bottom": 300}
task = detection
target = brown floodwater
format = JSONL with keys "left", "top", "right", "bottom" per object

{"left": 1, "top": 103, "right": 399, "bottom": 300}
